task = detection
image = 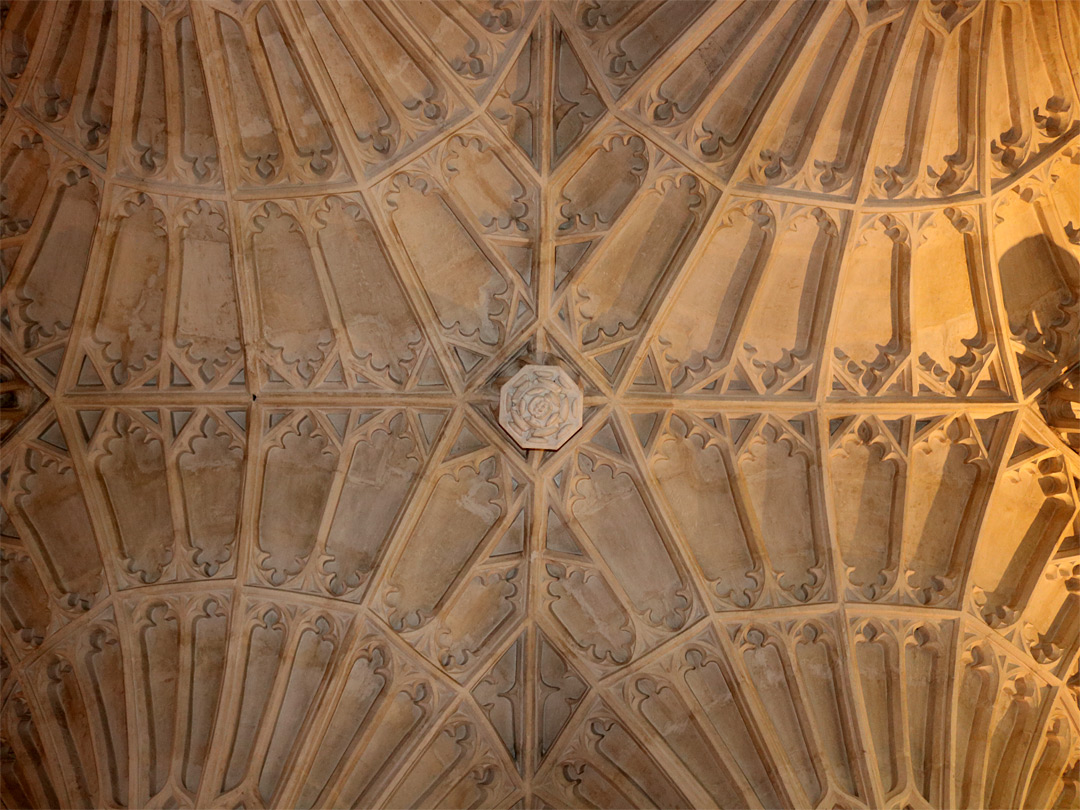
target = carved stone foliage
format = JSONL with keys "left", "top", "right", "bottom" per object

{"left": 3, "top": 2, "right": 1080, "bottom": 809}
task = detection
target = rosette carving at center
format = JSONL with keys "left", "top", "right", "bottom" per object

{"left": 499, "top": 365, "right": 583, "bottom": 450}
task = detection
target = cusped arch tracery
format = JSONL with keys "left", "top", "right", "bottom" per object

{"left": 1, "top": 2, "right": 1078, "bottom": 809}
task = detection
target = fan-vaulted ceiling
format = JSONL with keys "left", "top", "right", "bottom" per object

{"left": 1, "top": 0, "right": 1079, "bottom": 808}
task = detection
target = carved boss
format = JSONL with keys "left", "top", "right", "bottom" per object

{"left": 499, "top": 365, "right": 582, "bottom": 450}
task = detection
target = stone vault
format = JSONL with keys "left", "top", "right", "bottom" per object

{"left": 0, "top": 1, "right": 1078, "bottom": 808}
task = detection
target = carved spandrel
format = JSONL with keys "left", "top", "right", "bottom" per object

{"left": 490, "top": 25, "right": 542, "bottom": 169}
{"left": 551, "top": 18, "right": 605, "bottom": 167}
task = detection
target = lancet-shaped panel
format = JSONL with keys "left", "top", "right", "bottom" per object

{"left": 535, "top": 696, "right": 693, "bottom": 810}
{"left": 993, "top": 154, "right": 1080, "bottom": 396}
{"left": 394, "top": 0, "right": 533, "bottom": 102}
{"left": 868, "top": 1, "right": 985, "bottom": 200}
{"left": 70, "top": 191, "right": 244, "bottom": 392}
{"left": 566, "top": 0, "right": 710, "bottom": 101}
{"left": 204, "top": 599, "right": 354, "bottom": 808}
{"left": 123, "top": 591, "right": 231, "bottom": 808}
{"left": 4, "top": 159, "right": 102, "bottom": 387}
{"left": 20, "top": 0, "right": 117, "bottom": 164}
{"left": 745, "top": 1, "right": 909, "bottom": 197}
{"left": 987, "top": 0, "right": 1079, "bottom": 186}
{"left": 0, "top": 682, "right": 63, "bottom": 810}
{"left": 827, "top": 416, "right": 906, "bottom": 601}
{"left": 737, "top": 418, "right": 829, "bottom": 604}
{"left": 81, "top": 407, "right": 245, "bottom": 588}
{"left": 649, "top": 414, "right": 762, "bottom": 609}
{"left": 2, "top": 409, "right": 107, "bottom": 642}
{"left": 116, "top": 2, "right": 222, "bottom": 186}
{"left": 24, "top": 610, "right": 129, "bottom": 810}
{"left": 296, "top": 0, "right": 468, "bottom": 175}
{"left": 374, "top": 426, "right": 509, "bottom": 635}
{"left": 204, "top": 2, "right": 350, "bottom": 187}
